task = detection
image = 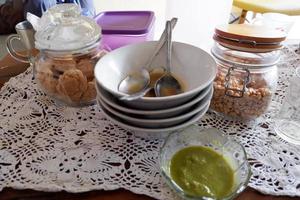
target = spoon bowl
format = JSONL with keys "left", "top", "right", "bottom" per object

{"left": 119, "top": 67, "right": 165, "bottom": 100}
{"left": 155, "top": 75, "right": 183, "bottom": 97}
{"left": 155, "top": 20, "right": 183, "bottom": 97}
{"left": 118, "top": 18, "right": 178, "bottom": 101}
{"left": 118, "top": 69, "right": 150, "bottom": 95}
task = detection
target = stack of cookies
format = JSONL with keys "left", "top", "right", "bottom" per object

{"left": 36, "top": 50, "right": 107, "bottom": 106}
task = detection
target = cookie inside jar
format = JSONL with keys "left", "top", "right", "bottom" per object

{"left": 36, "top": 48, "right": 107, "bottom": 106}
{"left": 34, "top": 4, "right": 106, "bottom": 107}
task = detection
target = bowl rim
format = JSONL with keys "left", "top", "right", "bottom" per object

{"left": 94, "top": 41, "right": 217, "bottom": 102}
{"left": 98, "top": 90, "right": 211, "bottom": 123}
{"left": 98, "top": 100, "right": 210, "bottom": 133}
{"left": 96, "top": 82, "right": 213, "bottom": 115}
{"left": 159, "top": 126, "right": 252, "bottom": 200}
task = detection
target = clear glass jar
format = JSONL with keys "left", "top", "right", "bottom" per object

{"left": 210, "top": 43, "right": 280, "bottom": 120}
{"left": 34, "top": 4, "right": 106, "bottom": 106}
{"left": 35, "top": 42, "right": 107, "bottom": 106}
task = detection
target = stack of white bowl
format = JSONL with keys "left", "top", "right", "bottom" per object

{"left": 94, "top": 41, "right": 217, "bottom": 138}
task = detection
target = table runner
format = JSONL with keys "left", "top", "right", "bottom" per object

{"left": 0, "top": 45, "right": 300, "bottom": 199}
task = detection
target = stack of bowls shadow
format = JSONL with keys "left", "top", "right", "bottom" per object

{"left": 94, "top": 41, "right": 217, "bottom": 138}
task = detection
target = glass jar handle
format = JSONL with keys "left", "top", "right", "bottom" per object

{"left": 6, "top": 34, "right": 30, "bottom": 63}
{"left": 224, "top": 66, "right": 250, "bottom": 98}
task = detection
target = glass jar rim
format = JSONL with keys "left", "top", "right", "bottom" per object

{"left": 211, "top": 42, "right": 280, "bottom": 69}
{"left": 40, "top": 38, "right": 101, "bottom": 57}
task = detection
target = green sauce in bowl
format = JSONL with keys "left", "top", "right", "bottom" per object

{"left": 170, "top": 146, "right": 234, "bottom": 199}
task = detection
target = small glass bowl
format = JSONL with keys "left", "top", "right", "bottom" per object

{"left": 160, "top": 125, "right": 251, "bottom": 200}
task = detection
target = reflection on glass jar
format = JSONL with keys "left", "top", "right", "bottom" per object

{"left": 210, "top": 43, "right": 280, "bottom": 120}
{"left": 274, "top": 67, "right": 300, "bottom": 145}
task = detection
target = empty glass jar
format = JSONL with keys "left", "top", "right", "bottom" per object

{"left": 274, "top": 67, "right": 300, "bottom": 145}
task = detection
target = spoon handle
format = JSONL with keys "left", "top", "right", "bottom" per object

{"left": 166, "top": 20, "right": 172, "bottom": 74}
{"left": 145, "top": 17, "right": 177, "bottom": 70}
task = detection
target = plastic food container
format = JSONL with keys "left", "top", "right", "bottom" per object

{"left": 210, "top": 24, "right": 286, "bottom": 120}
{"left": 34, "top": 4, "right": 107, "bottom": 107}
{"left": 94, "top": 11, "right": 155, "bottom": 50}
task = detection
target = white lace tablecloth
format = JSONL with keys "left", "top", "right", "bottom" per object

{"left": 0, "top": 45, "right": 300, "bottom": 199}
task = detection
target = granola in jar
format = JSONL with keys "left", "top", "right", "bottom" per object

{"left": 210, "top": 43, "right": 280, "bottom": 120}
{"left": 211, "top": 65, "right": 276, "bottom": 119}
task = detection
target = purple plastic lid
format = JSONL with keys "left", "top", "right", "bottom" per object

{"left": 94, "top": 11, "right": 155, "bottom": 35}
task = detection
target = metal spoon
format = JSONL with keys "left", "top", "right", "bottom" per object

{"left": 118, "top": 18, "right": 178, "bottom": 101}
{"left": 154, "top": 20, "right": 183, "bottom": 97}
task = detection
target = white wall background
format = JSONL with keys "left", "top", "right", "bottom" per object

{"left": 92, "top": 0, "right": 233, "bottom": 51}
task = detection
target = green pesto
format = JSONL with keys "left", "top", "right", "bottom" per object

{"left": 170, "top": 146, "right": 234, "bottom": 199}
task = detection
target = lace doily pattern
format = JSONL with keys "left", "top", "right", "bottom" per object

{"left": 0, "top": 45, "right": 300, "bottom": 199}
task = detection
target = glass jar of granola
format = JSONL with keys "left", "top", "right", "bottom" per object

{"left": 210, "top": 24, "right": 286, "bottom": 120}
{"left": 34, "top": 4, "right": 106, "bottom": 107}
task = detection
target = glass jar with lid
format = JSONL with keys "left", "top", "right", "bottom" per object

{"left": 210, "top": 24, "right": 286, "bottom": 120}
{"left": 34, "top": 4, "right": 106, "bottom": 107}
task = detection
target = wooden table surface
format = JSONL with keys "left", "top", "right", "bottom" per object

{"left": 0, "top": 187, "right": 298, "bottom": 200}
{"left": 0, "top": 54, "right": 298, "bottom": 200}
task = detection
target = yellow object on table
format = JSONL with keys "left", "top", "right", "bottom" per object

{"left": 233, "top": 0, "right": 300, "bottom": 23}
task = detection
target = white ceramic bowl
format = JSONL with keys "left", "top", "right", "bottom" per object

{"left": 94, "top": 41, "right": 217, "bottom": 110}
{"left": 98, "top": 88, "right": 212, "bottom": 128}
{"left": 96, "top": 81, "right": 213, "bottom": 119}
{"left": 98, "top": 100, "right": 210, "bottom": 138}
